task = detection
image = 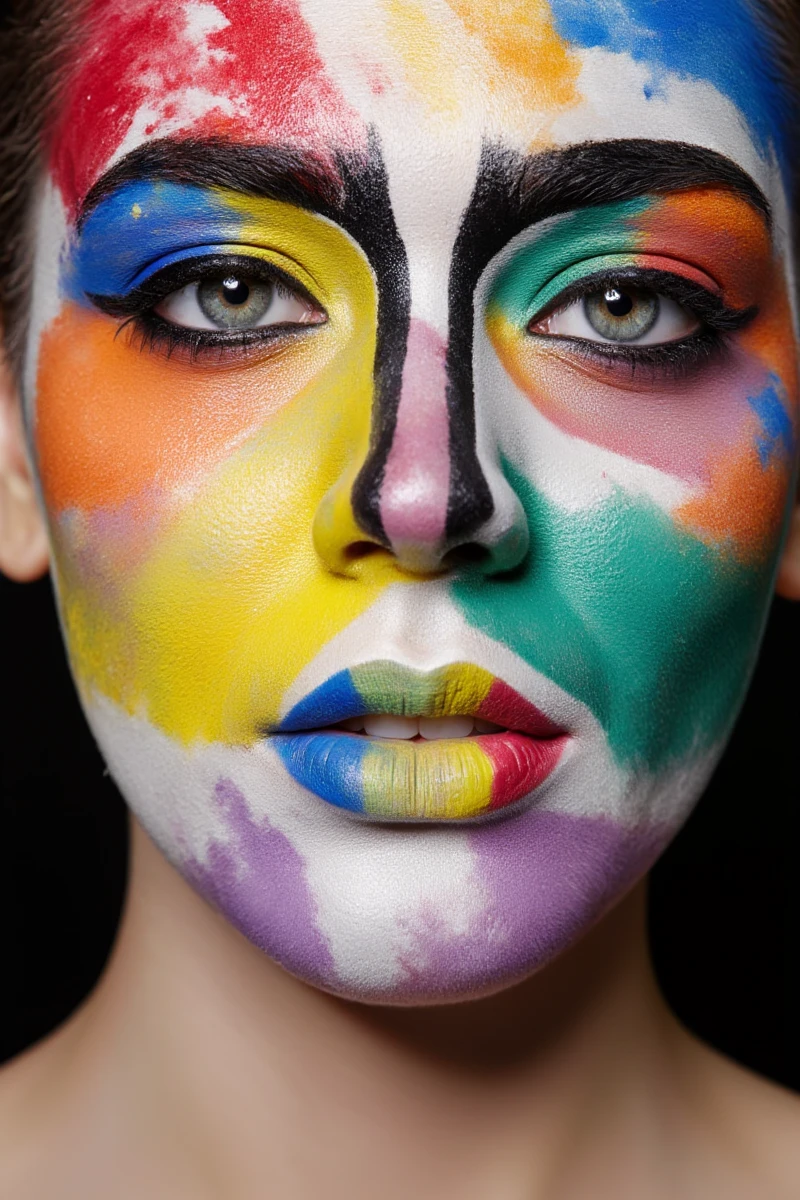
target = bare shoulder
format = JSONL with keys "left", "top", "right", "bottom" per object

{"left": 670, "top": 1024, "right": 800, "bottom": 1197}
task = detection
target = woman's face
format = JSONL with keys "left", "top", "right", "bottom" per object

{"left": 25, "top": 0, "right": 798, "bottom": 1001}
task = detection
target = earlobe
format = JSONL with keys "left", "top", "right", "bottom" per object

{"left": 775, "top": 501, "right": 800, "bottom": 601}
{"left": 0, "top": 350, "right": 49, "bottom": 582}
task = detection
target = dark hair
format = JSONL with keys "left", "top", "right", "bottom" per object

{"left": 0, "top": 0, "right": 799, "bottom": 374}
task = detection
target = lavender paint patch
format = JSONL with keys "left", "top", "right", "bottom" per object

{"left": 183, "top": 778, "right": 336, "bottom": 987}
{"left": 394, "top": 811, "right": 670, "bottom": 1001}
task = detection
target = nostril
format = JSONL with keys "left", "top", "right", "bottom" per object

{"left": 442, "top": 542, "right": 491, "bottom": 569}
{"left": 343, "top": 540, "right": 385, "bottom": 562}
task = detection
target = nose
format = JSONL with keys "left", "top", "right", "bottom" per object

{"left": 314, "top": 317, "right": 528, "bottom": 577}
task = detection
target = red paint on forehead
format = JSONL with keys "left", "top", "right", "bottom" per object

{"left": 50, "top": 0, "right": 364, "bottom": 219}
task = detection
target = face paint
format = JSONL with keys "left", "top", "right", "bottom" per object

{"left": 29, "top": 0, "right": 799, "bottom": 1002}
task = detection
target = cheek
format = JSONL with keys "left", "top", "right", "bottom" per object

{"left": 33, "top": 304, "right": 384, "bottom": 744}
{"left": 485, "top": 320, "right": 797, "bottom": 565}
{"left": 34, "top": 304, "right": 344, "bottom": 514}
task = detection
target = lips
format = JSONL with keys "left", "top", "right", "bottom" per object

{"left": 271, "top": 662, "right": 568, "bottom": 820}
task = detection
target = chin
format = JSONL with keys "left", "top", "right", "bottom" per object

{"left": 84, "top": 689, "right": 718, "bottom": 1005}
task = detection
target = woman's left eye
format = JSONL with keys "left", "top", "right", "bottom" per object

{"left": 154, "top": 273, "right": 326, "bottom": 332}
{"left": 530, "top": 285, "right": 700, "bottom": 346}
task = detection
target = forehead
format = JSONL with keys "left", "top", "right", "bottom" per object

{"left": 51, "top": 0, "right": 789, "bottom": 218}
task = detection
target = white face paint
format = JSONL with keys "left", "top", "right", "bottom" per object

{"left": 28, "top": 0, "right": 798, "bottom": 1000}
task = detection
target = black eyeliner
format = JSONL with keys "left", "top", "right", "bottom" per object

{"left": 528, "top": 267, "right": 756, "bottom": 334}
{"left": 525, "top": 266, "right": 756, "bottom": 380}
{"left": 90, "top": 252, "right": 327, "bottom": 361}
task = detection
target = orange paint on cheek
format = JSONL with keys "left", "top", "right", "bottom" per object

{"left": 739, "top": 281, "right": 799, "bottom": 405}
{"left": 35, "top": 304, "right": 341, "bottom": 513}
{"left": 675, "top": 432, "right": 792, "bottom": 561}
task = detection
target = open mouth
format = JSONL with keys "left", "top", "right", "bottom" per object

{"left": 270, "top": 661, "right": 569, "bottom": 821}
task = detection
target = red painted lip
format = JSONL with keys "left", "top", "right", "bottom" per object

{"left": 474, "top": 676, "right": 564, "bottom": 739}
{"left": 475, "top": 729, "right": 569, "bottom": 813}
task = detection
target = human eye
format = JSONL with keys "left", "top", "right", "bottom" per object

{"left": 526, "top": 268, "right": 755, "bottom": 375}
{"left": 156, "top": 269, "right": 323, "bottom": 332}
{"left": 90, "top": 253, "right": 327, "bottom": 361}
{"left": 533, "top": 283, "right": 696, "bottom": 345}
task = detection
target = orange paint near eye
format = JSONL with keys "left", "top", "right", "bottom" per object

{"left": 35, "top": 304, "right": 343, "bottom": 514}
{"left": 636, "top": 189, "right": 772, "bottom": 309}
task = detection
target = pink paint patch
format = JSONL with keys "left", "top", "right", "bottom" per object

{"left": 380, "top": 319, "right": 451, "bottom": 552}
{"left": 50, "top": 0, "right": 365, "bottom": 217}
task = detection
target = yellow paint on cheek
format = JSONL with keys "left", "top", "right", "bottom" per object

{"left": 53, "top": 202, "right": 403, "bottom": 745}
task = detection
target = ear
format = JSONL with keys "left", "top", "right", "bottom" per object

{"left": 0, "top": 346, "right": 49, "bottom": 581}
{"left": 775, "top": 491, "right": 800, "bottom": 601}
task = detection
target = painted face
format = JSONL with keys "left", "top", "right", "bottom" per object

{"left": 28, "top": 0, "right": 798, "bottom": 1001}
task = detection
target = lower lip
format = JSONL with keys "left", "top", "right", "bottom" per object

{"left": 272, "top": 730, "right": 568, "bottom": 820}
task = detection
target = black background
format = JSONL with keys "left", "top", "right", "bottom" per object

{"left": 1, "top": 569, "right": 798, "bottom": 1085}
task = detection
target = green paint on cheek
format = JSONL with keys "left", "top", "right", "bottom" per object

{"left": 451, "top": 464, "right": 774, "bottom": 771}
{"left": 488, "top": 198, "right": 652, "bottom": 325}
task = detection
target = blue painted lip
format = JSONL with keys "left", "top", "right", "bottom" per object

{"left": 273, "top": 731, "right": 368, "bottom": 813}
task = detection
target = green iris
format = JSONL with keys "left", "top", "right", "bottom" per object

{"left": 584, "top": 287, "right": 658, "bottom": 341}
{"left": 198, "top": 275, "right": 275, "bottom": 329}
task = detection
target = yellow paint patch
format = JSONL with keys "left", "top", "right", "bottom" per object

{"left": 383, "top": 0, "right": 579, "bottom": 125}
{"left": 385, "top": 0, "right": 463, "bottom": 116}
{"left": 48, "top": 198, "right": 411, "bottom": 745}
{"left": 448, "top": 0, "right": 580, "bottom": 114}
{"left": 362, "top": 738, "right": 494, "bottom": 818}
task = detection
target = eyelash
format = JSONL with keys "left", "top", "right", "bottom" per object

{"left": 90, "top": 258, "right": 757, "bottom": 378}
{"left": 89, "top": 254, "right": 325, "bottom": 362}
{"left": 526, "top": 267, "right": 756, "bottom": 379}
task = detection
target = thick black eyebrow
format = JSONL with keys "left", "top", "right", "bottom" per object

{"left": 81, "top": 133, "right": 771, "bottom": 235}
{"left": 443, "top": 138, "right": 772, "bottom": 541}
{"left": 78, "top": 136, "right": 348, "bottom": 225}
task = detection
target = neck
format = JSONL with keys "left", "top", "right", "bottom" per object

{"left": 52, "top": 819, "right": 688, "bottom": 1197}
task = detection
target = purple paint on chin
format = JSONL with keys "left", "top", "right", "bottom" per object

{"left": 394, "top": 810, "right": 669, "bottom": 1002}
{"left": 183, "top": 779, "right": 335, "bottom": 987}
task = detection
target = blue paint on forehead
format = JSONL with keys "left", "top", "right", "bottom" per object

{"left": 549, "top": 0, "right": 792, "bottom": 174}
{"left": 65, "top": 180, "right": 247, "bottom": 301}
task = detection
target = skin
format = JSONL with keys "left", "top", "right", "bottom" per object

{"left": 1, "top": 0, "right": 800, "bottom": 1194}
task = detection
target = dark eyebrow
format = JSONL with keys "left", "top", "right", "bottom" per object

{"left": 447, "top": 139, "right": 770, "bottom": 294}
{"left": 512, "top": 137, "right": 769, "bottom": 225}
{"left": 81, "top": 133, "right": 770, "bottom": 235}
{"left": 78, "top": 136, "right": 347, "bottom": 225}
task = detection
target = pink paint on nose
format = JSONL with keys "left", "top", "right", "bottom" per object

{"left": 380, "top": 319, "right": 451, "bottom": 550}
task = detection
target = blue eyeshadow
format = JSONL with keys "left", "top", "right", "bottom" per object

{"left": 64, "top": 181, "right": 247, "bottom": 303}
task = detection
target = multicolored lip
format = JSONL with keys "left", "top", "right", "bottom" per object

{"left": 271, "top": 662, "right": 569, "bottom": 821}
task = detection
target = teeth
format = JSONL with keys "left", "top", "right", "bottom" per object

{"left": 419, "top": 716, "right": 475, "bottom": 740}
{"left": 338, "top": 715, "right": 507, "bottom": 739}
{"left": 363, "top": 715, "right": 419, "bottom": 739}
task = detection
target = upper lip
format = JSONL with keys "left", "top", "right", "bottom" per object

{"left": 273, "top": 661, "right": 567, "bottom": 739}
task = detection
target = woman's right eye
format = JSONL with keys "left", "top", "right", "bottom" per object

{"left": 154, "top": 272, "right": 326, "bottom": 332}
